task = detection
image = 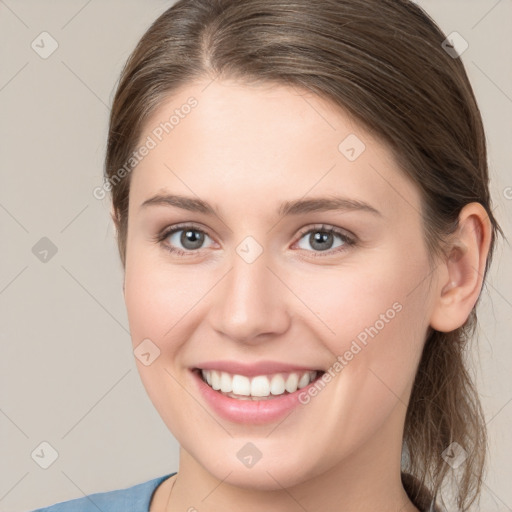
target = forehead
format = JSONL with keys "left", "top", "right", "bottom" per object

{"left": 129, "top": 79, "right": 421, "bottom": 221}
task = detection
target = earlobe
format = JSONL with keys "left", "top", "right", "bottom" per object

{"left": 429, "top": 203, "right": 492, "bottom": 333}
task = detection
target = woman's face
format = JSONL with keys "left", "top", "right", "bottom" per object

{"left": 123, "top": 79, "right": 439, "bottom": 489}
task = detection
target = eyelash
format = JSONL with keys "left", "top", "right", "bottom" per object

{"left": 153, "top": 222, "right": 357, "bottom": 258}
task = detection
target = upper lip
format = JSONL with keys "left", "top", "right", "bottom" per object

{"left": 193, "top": 360, "right": 323, "bottom": 377}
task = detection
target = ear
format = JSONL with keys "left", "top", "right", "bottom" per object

{"left": 109, "top": 206, "right": 126, "bottom": 295}
{"left": 110, "top": 205, "right": 119, "bottom": 235}
{"left": 429, "top": 202, "right": 493, "bottom": 332}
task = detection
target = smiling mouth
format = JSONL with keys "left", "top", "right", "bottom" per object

{"left": 194, "top": 368, "right": 325, "bottom": 400}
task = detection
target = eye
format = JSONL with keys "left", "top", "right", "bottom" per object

{"left": 155, "top": 223, "right": 214, "bottom": 256}
{"left": 294, "top": 224, "right": 356, "bottom": 256}
{"left": 154, "top": 222, "right": 356, "bottom": 258}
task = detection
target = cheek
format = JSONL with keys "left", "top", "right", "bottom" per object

{"left": 123, "top": 253, "right": 204, "bottom": 438}
{"left": 289, "top": 248, "right": 430, "bottom": 409}
{"left": 123, "top": 248, "right": 198, "bottom": 345}
{"left": 285, "top": 266, "right": 429, "bottom": 460}
{"left": 291, "top": 249, "right": 429, "bottom": 351}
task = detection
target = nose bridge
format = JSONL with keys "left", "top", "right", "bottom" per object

{"left": 209, "top": 237, "right": 291, "bottom": 343}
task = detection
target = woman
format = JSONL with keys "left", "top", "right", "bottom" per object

{"left": 31, "top": 0, "right": 503, "bottom": 510}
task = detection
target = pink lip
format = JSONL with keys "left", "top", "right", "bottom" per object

{"left": 194, "top": 360, "right": 322, "bottom": 377}
{"left": 190, "top": 368, "right": 324, "bottom": 425}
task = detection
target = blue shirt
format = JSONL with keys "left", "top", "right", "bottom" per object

{"left": 29, "top": 471, "right": 436, "bottom": 511}
{"left": 28, "top": 473, "right": 176, "bottom": 512}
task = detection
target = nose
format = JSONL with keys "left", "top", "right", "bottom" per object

{"left": 207, "top": 245, "right": 292, "bottom": 344}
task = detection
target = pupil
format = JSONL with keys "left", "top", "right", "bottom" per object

{"left": 312, "top": 231, "right": 333, "bottom": 251}
{"left": 182, "top": 229, "right": 204, "bottom": 249}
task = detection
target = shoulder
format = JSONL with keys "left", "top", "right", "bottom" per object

{"left": 27, "top": 473, "right": 176, "bottom": 512}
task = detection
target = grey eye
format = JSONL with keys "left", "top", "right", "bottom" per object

{"left": 296, "top": 230, "right": 347, "bottom": 252}
{"left": 167, "top": 228, "right": 212, "bottom": 251}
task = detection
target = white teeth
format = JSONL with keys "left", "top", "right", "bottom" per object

{"left": 200, "top": 369, "right": 318, "bottom": 399}
{"left": 298, "top": 372, "right": 310, "bottom": 389}
{"left": 211, "top": 370, "right": 221, "bottom": 390}
{"left": 251, "top": 375, "right": 270, "bottom": 397}
{"left": 232, "top": 374, "right": 251, "bottom": 396}
{"left": 220, "top": 372, "right": 233, "bottom": 393}
{"left": 285, "top": 373, "right": 299, "bottom": 393}
{"left": 270, "top": 374, "right": 285, "bottom": 395}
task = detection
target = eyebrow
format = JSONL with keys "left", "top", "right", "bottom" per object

{"left": 140, "top": 193, "right": 382, "bottom": 217}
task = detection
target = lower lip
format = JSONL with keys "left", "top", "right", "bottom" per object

{"left": 191, "top": 369, "right": 323, "bottom": 425}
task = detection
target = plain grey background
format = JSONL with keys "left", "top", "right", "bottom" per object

{"left": 1, "top": 1, "right": 511, "bottom": 511}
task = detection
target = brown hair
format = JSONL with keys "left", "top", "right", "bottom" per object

{"left": 104, "top": 1, "right": 503, "bottom": 509}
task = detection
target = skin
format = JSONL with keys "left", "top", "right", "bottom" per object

{"left": 119, "top": 78, "right": 492, "bottom": 512}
